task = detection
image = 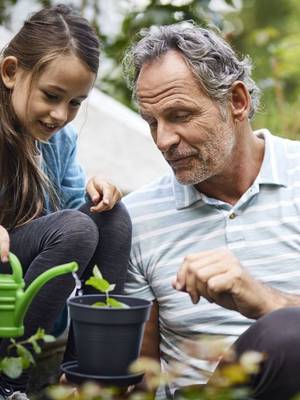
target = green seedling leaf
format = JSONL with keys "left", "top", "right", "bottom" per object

{"left": 1, "top": 357, "right": 23, "bottom": 379}
{"left": 85, "top": 276, "right": 110, "bottom": 292}
{"left": 92, "top": 301, "right": 108, "bottom": 307}
{"left": 107, "top": 297, "right": 129, "bottom": 309}
{"left": 93, "top": 265, "right": 103, "bottom": 279}
{"left": 108, "top": 284, "right": 116, "bottom": 292}
{"left": 86, "top": 266, "right": 127, "bottom": 309}
{"left": 16, "top": 344, "right": 35, "bottom": 368}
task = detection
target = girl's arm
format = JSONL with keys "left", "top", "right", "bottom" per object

{"left": 0, "top": 225, "right": 10, "bottom": 262}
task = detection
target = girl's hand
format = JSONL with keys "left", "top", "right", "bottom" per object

{"left": 0, "top": 225, "right": 10, "bottom": 262}
{"left": 86, "top": 176, "right": 123, "bottom": 213}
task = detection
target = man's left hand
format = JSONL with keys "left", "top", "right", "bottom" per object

{"left": 86, "top": 176, "right": 122, "bottom": 212}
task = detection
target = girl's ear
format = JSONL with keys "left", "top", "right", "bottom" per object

{"left": 230, "top": 81, "right": 251, "bottom": 122}
{"left": 1, "top": 56, "right": 19, "bottom": 89}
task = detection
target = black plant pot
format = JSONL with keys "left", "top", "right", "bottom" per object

{"left": 67, "top": 295, "right": 152, "bottom": 376}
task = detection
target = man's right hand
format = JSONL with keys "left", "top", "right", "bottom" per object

{"left": 0, "top": 225, "right": 10, "bottom": 262}
{"left": 172, "top": 248, "right": 278, "bottom": 319}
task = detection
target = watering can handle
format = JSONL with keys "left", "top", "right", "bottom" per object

{"left": 0, "top": 251, "right": 23, "bottom": 284}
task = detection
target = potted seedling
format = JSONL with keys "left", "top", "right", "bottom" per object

{"left": 62, "top": 266, "right": 152, "bottom": 388}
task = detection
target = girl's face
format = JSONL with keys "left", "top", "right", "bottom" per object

{"left": 3, "top": 53, "right": 95, "bottom": 141}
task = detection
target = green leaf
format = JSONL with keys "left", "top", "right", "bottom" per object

{"left": 85, "top": 276, "right": 110, "bottom": 293}
{"left": 43, "top": 334, "right": 56, "bottom": 343}
{"left": 93, "top": 265, "right": 103, "bottom": 279}
{"left": 108, "top": 283, "right": 116, "bottom": 292}
{"left": 92, "top": 301, "right": 108, "bottom": 308}
{"left": 107, "top": 297, "right": 129, "bottom": 309}
{"left": 16, "top": 345, "right": 35, "bottom": 368}
{"left": 29, "top": 327, "right": 55, "bottom": 343}
{"left": 1, "top": 357, "right": 23, "bottom": 379}
{"left": 29, "top": 327, "right": 45, "bottom": 341}
{"left": 31, "top": 340, "right": 41, "bottom": 354}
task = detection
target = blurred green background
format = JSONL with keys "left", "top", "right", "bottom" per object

{"left": 1, "top": 0, "right": 300, "bottom": 139}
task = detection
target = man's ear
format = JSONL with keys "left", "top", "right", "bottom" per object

{"left": 1, "top": 56, "right": 19, "bottom": 89}
{"left": 230, "top": 81, "right": 251, "bottom": 122}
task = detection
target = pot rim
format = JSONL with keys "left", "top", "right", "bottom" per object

{"left": 67, "top": 294, "right": 152, "bottom": 311}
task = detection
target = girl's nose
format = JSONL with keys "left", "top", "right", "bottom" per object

{"left": 50, "top": 104, "right": 68, "bottom": 124}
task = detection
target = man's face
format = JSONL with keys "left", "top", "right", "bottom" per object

{"left": 136, "top": 50, "right": 236, "bottom": 185}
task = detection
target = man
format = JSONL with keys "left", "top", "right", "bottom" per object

{"left": 122, "top": 23, "right": 300, "bottom": 400}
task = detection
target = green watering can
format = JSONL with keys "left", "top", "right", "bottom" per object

{"left": 0, "top": 252, "right": 78, "bottom": 338}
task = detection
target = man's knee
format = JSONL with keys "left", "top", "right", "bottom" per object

{"left": 235, "top": 307, "right": 300, "bottom": 356}
{"left": 233, "top": 308, "right": 300, "bottom": 399}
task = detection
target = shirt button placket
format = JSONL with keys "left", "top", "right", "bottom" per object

{"left": 226, "top": 211, "right": 244, "bottom": 243}
{"left": 229, "top": 212, "right": 236, "bottom": 220}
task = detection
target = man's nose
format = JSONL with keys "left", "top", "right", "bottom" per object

{"left": 156, "top": 121, "right": 179, "bottom": 152}
{"left": 50, "top": 103, "right": 68, "bottom": 123}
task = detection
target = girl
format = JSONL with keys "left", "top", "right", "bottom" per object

{"left": 0, "top": 4, "right": 131, "bottom": 396}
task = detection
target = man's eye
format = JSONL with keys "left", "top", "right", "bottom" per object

{"left": 173, "top": 112, "right": 191, "bottom": 121}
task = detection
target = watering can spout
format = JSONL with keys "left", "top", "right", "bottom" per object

{"left": 15, "top": 261, "right": 78, "bottom": 329}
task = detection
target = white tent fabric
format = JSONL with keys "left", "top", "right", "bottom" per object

{"left": 0, "top": 26, "right": 170, "bottom": 193}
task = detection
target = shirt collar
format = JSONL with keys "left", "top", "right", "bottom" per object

{"left": 172, "top": 176, "right": 202, "bottom": 210}
{"left": 172, "top": 129, "right": 288, "bottom": 210}
{"left": 254, "top": 129, "right": 288, "bottom": 187}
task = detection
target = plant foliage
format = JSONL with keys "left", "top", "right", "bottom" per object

{"left": 0, "top": 328, "right": 55, "bottom": 379}
{"left": 85, "top": 265, "right": 128, "bottom": 308}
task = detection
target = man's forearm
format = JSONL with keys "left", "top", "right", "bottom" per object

{"left": 259, "top": 283, "right": 300, "bottom": 318}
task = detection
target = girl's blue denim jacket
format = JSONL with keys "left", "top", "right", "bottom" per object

{"left": 38, "top": 124, "right": 86, "bottom": 211}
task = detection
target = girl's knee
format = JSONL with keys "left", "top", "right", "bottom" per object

{"left": 51, "top": 209, "right": 99, "bottom": 249}
{"left": 107, "top": 202, "right": 132, "bottom": 233}
{"left": 83, "top": 201, "right": 132, "bottom": 239}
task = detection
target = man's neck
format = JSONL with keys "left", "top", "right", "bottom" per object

{"left": 195, "top": 129, "right": 265, "bottom": 206}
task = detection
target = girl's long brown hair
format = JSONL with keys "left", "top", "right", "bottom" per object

{"left": 0, "top": 4, "right": 100, "bottom": 230}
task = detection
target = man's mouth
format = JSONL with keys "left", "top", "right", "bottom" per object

{"left": 167, "top": 156, "right": 194, "bottom": 169}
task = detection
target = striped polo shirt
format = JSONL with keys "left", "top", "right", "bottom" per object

{"left": 123, "top": 129, "right": 300, "bottom": 394}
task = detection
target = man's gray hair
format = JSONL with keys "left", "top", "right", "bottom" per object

{"left": 123, "top": 22, "right": 260, "bottom": 119}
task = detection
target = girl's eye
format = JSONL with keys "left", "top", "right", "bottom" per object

{"left": 44, "top": 91, "right": 58, "bottom": 101}
{"left": 70, "top": 100, "right": 82, "bottom": 108}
